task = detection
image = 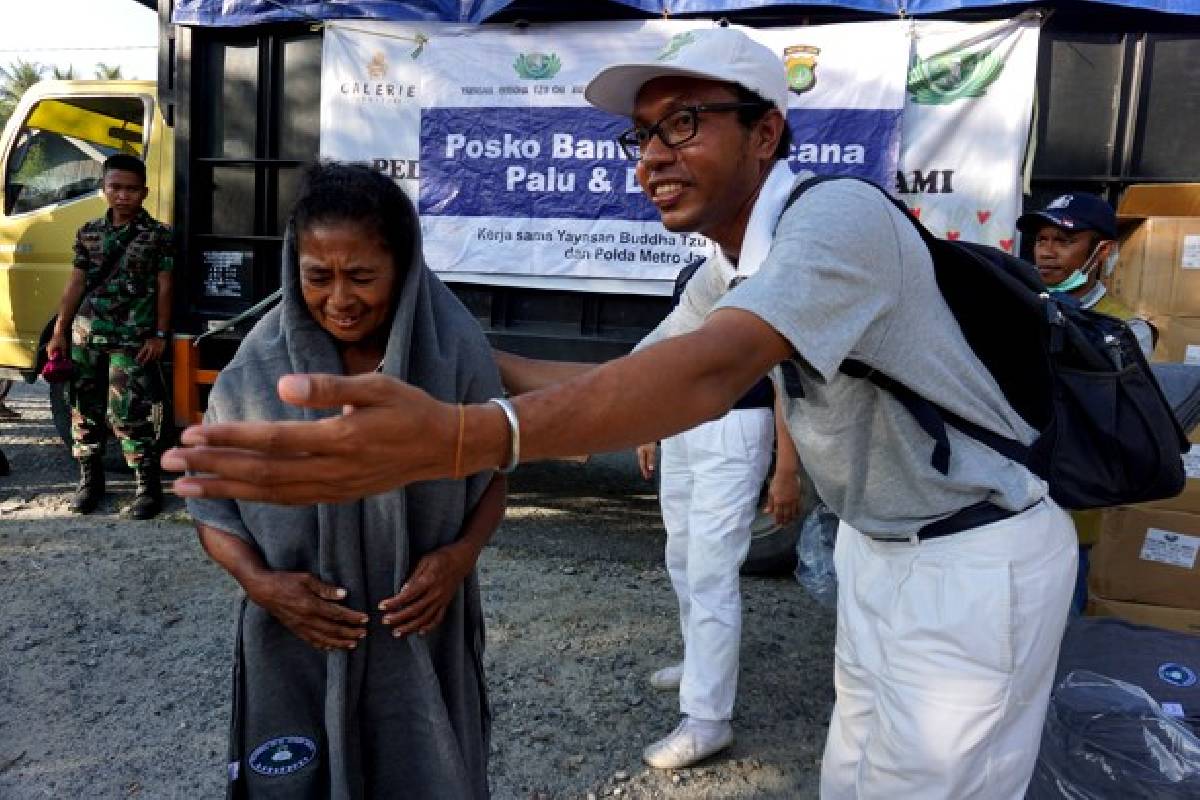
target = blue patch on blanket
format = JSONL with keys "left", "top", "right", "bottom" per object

{"left": 248, "top": 735, "right": 317, "bottom": 777}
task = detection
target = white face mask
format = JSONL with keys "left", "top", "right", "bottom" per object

{"left": 1048, "top": 241, "right": 1105, "bottom": 294}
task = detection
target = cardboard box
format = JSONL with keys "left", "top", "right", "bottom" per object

{"left": 1109, "top": 184, "right": 1200, "bottom": 317}
{"left": 1088, "top": 594, "right": 1200, "bottom": 635}
{"left": 1154, "top": 314, "right": 1200, "bottom": 364}
{"left": 1120, "top": 184, "right": 1200, "bottom": 218}
{"left": 1091, "top": 506, "right": 1200, "bottom": 609}
{"left": 1142, "top": 445, "right": 1200, "bottom": 514}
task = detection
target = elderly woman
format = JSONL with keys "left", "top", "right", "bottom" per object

{"left": 187, "top": 163, "right": 504, "bottom": 799}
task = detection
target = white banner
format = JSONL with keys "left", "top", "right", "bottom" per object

{"left": 321, "top": 20, "right": 911, "bottom": 294}
{"left": 897, "top": 15, "right": 1041, "bottom": 254}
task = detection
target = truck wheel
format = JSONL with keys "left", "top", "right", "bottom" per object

{"left": 47, "top": 370, "right": 175, "bottom": 472}
{"left": 740, "top": 464, "right": 816, "bottom": 577}
{"left": 741, "top": 510, "right": 803, "bottom": 576}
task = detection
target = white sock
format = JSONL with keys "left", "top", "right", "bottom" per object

{"left": 682, "top": 716, "right": 730, "bottom": 736}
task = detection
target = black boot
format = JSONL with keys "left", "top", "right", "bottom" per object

{"left": 128, "top": 463, "right": 162, "bottom": 520}
{"left": 70, "top": 456, "right": 105, "bottom": 513}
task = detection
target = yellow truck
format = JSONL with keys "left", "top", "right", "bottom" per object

{"left": 0, "top": 79, "right": 172, "bottom": 443}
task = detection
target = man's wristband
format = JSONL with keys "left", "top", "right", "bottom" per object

{"left": 487, "top": 397, "right": 520, "bottom": 474}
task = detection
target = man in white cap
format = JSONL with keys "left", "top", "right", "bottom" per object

{"left": 166, "top": 24, "right": 1077, "bottom": 799}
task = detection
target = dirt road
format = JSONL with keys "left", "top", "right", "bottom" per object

{"left": 0, "top": 381, "right": 834, "bottom": 799}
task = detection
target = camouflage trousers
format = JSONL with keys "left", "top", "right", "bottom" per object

{"left": 70, "top": 344, "right": 159, "bottom": 467}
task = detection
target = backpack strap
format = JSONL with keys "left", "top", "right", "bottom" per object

{"left": 782, "top": 175, "right": 1032, "bottom": 475}
{"left": 841, "top": 359, "right": 1030, "bottom": 475}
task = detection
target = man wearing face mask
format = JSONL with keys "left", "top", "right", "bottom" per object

{"left": 1018, "top": 193, "right": 1154, "bottom": 356}
{"left": 1018, "top": 193, "right": 1155, "bottom": 613}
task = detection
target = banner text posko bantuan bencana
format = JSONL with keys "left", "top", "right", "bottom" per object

{"left": 319, "top": 18, "right": 1037, "bottom": 294}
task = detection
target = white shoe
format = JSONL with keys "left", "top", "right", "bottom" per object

{"left": 649, "top": 662, "right": 684, "bottom": 691}
{"left": 642, "top": 717, "right": 733, "bottom": 769}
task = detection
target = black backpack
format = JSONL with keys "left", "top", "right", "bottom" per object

{"left": 782, "top": 176, "right": 1188, "bottom": 510}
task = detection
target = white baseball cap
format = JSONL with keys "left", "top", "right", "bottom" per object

{"left": 585, "top": 26, "right": 789, "bottom": 119}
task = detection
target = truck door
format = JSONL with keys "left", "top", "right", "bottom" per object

{"left": 0, "top": 92, "right": 151, "bottom": 371}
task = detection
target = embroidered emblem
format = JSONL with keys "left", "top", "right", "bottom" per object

{"left": 1158, "top": 662, "right": 1198, "bottom": 688}
{"left": 657, "top": 32, "right": 696, "bottom": 62}
{"left": 248, "top": 736, "right": 318, "bottom": 777}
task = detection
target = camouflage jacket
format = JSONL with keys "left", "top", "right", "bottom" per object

{"left": 72, "top": 209, "right": 174, "bottom": 348}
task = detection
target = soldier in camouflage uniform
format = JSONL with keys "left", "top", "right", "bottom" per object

{"left": 46, "top": 154, "right": 173, "bottom": 519}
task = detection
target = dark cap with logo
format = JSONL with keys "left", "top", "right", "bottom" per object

{"left": 1017, "top": 193, "right": 1118, "bottom": 240}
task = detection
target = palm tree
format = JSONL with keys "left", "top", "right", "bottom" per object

{"left": 93, "top": 63, "right": 124, "bottom": 80}
{"left": 0, "top": 60, "right": 46, "bottom": 105}
{"left": 0, "top": 60, "right": 45, "bottom": 129}
{"left": 52, "top": 65, "right": 77, "bottom": 80}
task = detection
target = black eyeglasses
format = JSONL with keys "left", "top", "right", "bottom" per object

{"left": 617, "top": 101, "right": 771, "bottom": 161}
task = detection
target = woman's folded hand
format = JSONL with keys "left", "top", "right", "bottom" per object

{"left": 379, "top": 543, "right": 474, "bottom": 638}
{"left": 247, "top": 570, "right": 369, "bottom": 652}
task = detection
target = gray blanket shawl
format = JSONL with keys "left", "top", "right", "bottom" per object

{"left": 187, "top": 226, "right": 501, "bottom": 799}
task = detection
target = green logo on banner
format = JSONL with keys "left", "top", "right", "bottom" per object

{"left": 907, "top": 46, "right": 1005, "bottom": 105}
{"left": 513, "top": 52, "right": 562, "bottom": 80}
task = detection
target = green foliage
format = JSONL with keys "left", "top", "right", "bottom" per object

{"left": 0, "top": 59, "right": 47, "bottom": 131}
{"left": 0, "top": 60, "right": 46, "bottom": 106}
{"left": 93, "top": 63, "right": 124, "bottom": 81}
{"left": 52, "top": 65, "right": 77, "bottom": 80}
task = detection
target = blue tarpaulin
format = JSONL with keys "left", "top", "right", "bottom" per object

{"left": 171, "top": 0, "right": 1200, "bottom": 25}
{"left": 172, "top": 1, "right": 518, "bottom": 25}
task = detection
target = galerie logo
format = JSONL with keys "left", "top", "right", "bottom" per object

{"left": 784, "top": 45, "right": 820, "bottom": 94}
{"left": 513, "top": 52, "right": 562, "bottom": 80}
{"left": 367, "top": 51, "right": 387, "bottom": 79}
{"left": 339, "top": 50, "right": 415, "bottom": 101}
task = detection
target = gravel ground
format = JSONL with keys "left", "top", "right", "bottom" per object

{"left": 0, "top": 381, "right": 835, "bottom": 799}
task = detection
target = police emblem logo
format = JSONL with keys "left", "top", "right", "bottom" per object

{"left": 248, "top": 735, "right": 318, "bottom": 777}
{"left": 513, "top": 52, "right": 562, "bottom": 80}
{"left": 367, "top": 52, "right": 387, "bottom": 80}
{"left": 1158, "top": 662, "right": 1198, "bottom": 688}
{"left": 784, "top": 45, "right": 820, "bottom": 95}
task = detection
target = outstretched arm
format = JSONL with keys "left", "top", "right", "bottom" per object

{"left": 493, "top": 349, "right": 593, "bottom": 395}
{"left": 164, "top": 308, "right": 792, "bottom": 505}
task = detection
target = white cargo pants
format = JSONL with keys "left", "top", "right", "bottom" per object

{"left": 820, "top": 499, "right": 1077, "bottom": 799}
{"left": 658, "top": 407, "right": 774, "bottom": 722}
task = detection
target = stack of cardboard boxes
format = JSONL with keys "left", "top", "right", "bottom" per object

{"left": 1087, "top": 184, "right": 1200, "bottom": 633}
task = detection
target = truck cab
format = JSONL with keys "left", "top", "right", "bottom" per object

{"left": 0, "top": 80, "right": 172, "bottom": 380}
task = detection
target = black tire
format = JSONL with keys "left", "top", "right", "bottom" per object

{"left": 741, "top": 510, "right": 803, "bottom": 576}
{"left": 740, "top": 462, "right": 817, "bottom": 577}
{"left": 47, "top": 366, "right": 174, "bottom": 472}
